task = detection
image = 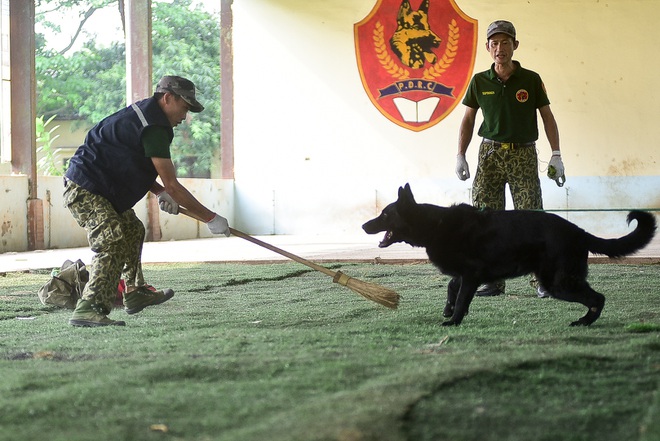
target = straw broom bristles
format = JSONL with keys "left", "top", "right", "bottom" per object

{"left": 178, "top": 207, "right": 400, "bottom": 309}
{"left": 333, "top": 271, "right": 400, "bottom": 309}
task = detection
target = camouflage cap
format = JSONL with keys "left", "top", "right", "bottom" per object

{"left": 486, "top": 20, "right": 516, "bottom": 40}
{"left": 155, "top": 75, "right": 204, "bottom": 112}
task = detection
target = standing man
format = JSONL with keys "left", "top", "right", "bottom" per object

{"left": 64, "top": 75, "right": 230, "bottom": 327}
{"left": 455, "top": 20, "right": 565, "bottom": 297}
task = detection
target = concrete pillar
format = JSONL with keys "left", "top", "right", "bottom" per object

{"left": 10, "top": 0, "right": 42, "bottom": 250}
{"left": 220, "top": 0, "right": 234, "bottom": 180}
{"left": 125, "top": 0, "right": 152, "bottom": 104}
{"left": 125, "top": 0, "right": 160, "bottom": 241}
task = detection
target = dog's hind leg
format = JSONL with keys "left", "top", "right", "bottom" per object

{"left": 571, "top": 286, "right": 605, "bottom": 326}
{"left": 553, "top": 282, "right": 605, "bottom": 326}
{"left": 545, "top": 258, "right": 605, "bottom": 326}
{"left": 443, "top": 276, "right": 460, "bottom": 318}
{"left": 442, "top": 278, "right": 478, "bottom": 326}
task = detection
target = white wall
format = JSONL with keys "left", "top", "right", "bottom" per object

{"left": 0, "top": 176, "right": 29, "bottom": 251}
{"left": 0, "top": 176, "right": 234, "bottom": 252}
{"left": 231, "top": 0, "right": 660, "bottom": 236}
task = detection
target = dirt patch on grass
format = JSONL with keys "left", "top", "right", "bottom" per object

{"left": 4, "top": 351, "right": 96, "bottom": 362}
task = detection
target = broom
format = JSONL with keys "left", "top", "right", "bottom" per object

{"left": 178, "top": 207, "right": 399, "bottom": 309}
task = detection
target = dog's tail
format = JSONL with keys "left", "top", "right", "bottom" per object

{"left": 586, "top": 210, "right": 657, "bottom": 258}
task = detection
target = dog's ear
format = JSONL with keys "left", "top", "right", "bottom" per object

{"left": 398, "top": 184, "right": 407, "bottom": 201}
{"left": 398, "top": 183, "right": 416, "bottom": 207}
{"left": 397, "top": 0, "right": 412, "bottom": 20}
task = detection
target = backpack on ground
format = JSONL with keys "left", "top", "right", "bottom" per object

{"left": 37, "top": 259, "right": 89, "bottom": 309}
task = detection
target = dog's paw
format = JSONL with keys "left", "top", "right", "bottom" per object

{"left": 569, "top": 319, "right": 592, "bottom": 327}
{"left": 441, "top": 320, "right": 459, "bottom": 327}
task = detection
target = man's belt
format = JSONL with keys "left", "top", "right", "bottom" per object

{"left": 482, "top": 138, "right": 536, "bottom": 149}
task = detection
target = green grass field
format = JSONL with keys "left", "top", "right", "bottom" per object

{"left": 1, "top": 262, "right": 659, "bottom": 441}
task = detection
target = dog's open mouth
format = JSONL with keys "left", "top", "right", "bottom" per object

{"left": 379, "top": 231, "right": 395, "bottom": 248}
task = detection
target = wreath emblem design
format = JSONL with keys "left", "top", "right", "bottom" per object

{"left": 373, "top": 19, "right": 460, "bottom": 81}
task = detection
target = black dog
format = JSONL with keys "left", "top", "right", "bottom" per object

{"left": 362, "top": 184, "right": 656, "bottom": 326}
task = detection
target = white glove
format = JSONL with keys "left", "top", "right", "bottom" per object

{"left": 157, "top": 192, "right": 179, "bottom": 215}
{"left": 455, "top": 154, "right": 470, "bottom": 180}
{"left": 548, "top": 151, "right": 565, "bottom": 179}
{"left": 207, "top": 214, "right": 230, "bottom": 237}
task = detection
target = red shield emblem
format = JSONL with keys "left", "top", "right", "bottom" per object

{"left": 355, "top": 0, "right": 478, "bottom": 131}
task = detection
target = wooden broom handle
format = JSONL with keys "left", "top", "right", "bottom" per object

{"left": 178, "top": 207, "right": 337, "bottom": 278}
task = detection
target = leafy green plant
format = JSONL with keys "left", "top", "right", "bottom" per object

{"left": 36, "top": 114, "right": 65, "bottom": 176}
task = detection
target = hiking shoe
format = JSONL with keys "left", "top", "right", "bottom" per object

{"left": 529, "top": 277, "right": 552, "bottom": 298}
{"left": 124, "top": 286, "right": 174, "bottom": 315}
{"left": 69, "top": 299, "right": 126, "bottom": 327}
{"left": 537, "top": 286, "right": 553, "bottom": 298}
{"left": 476, "top": 283, "right": 504, "bottom": 297}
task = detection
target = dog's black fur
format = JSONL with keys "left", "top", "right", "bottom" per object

{"left": 362, "top": 184, "right": 657, "bottom": 326}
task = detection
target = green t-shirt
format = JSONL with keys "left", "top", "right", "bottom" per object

{"left": 142, "top": 125, "right": 172, "bottom": 158}
{"left": 462, "top": 61, "right": 550, "bottom": 143}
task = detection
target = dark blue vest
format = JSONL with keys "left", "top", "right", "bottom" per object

{"left": 65, "top": 97, "right": 174, "bottom": 213}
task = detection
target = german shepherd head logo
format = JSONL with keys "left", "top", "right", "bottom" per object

{"left": 354, "top": 0, "right": 478, "bottom": 131}
{"left": 389, "top": 0, "right": 441, "bottom": 69}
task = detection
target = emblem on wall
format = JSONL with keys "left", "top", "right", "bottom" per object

{"left": 355, "top": 0, "right": 477, "bottom": 131}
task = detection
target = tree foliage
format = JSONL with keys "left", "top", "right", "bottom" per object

{"left": 35, "top": 0, "right": 221, "bottom": 177}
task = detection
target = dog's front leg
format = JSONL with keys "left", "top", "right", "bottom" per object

{"left": 443, "top": 276, "right": 461, "bottom": 318}
{"left": 442, "top": 278, "right": 478, "bottom": 326}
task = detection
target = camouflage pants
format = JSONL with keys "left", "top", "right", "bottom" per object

{"left": 63, "top": 180, "right": 146, "bottom": 314}
{"left": 472, "top": 140, "right": 543, "bottom": 211}
{"left": 472, "top": 140, "right": 543, "bottom": 293}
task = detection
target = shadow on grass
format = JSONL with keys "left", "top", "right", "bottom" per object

{"left": 404, "top": 354, "right": 658, "bottom": 441}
